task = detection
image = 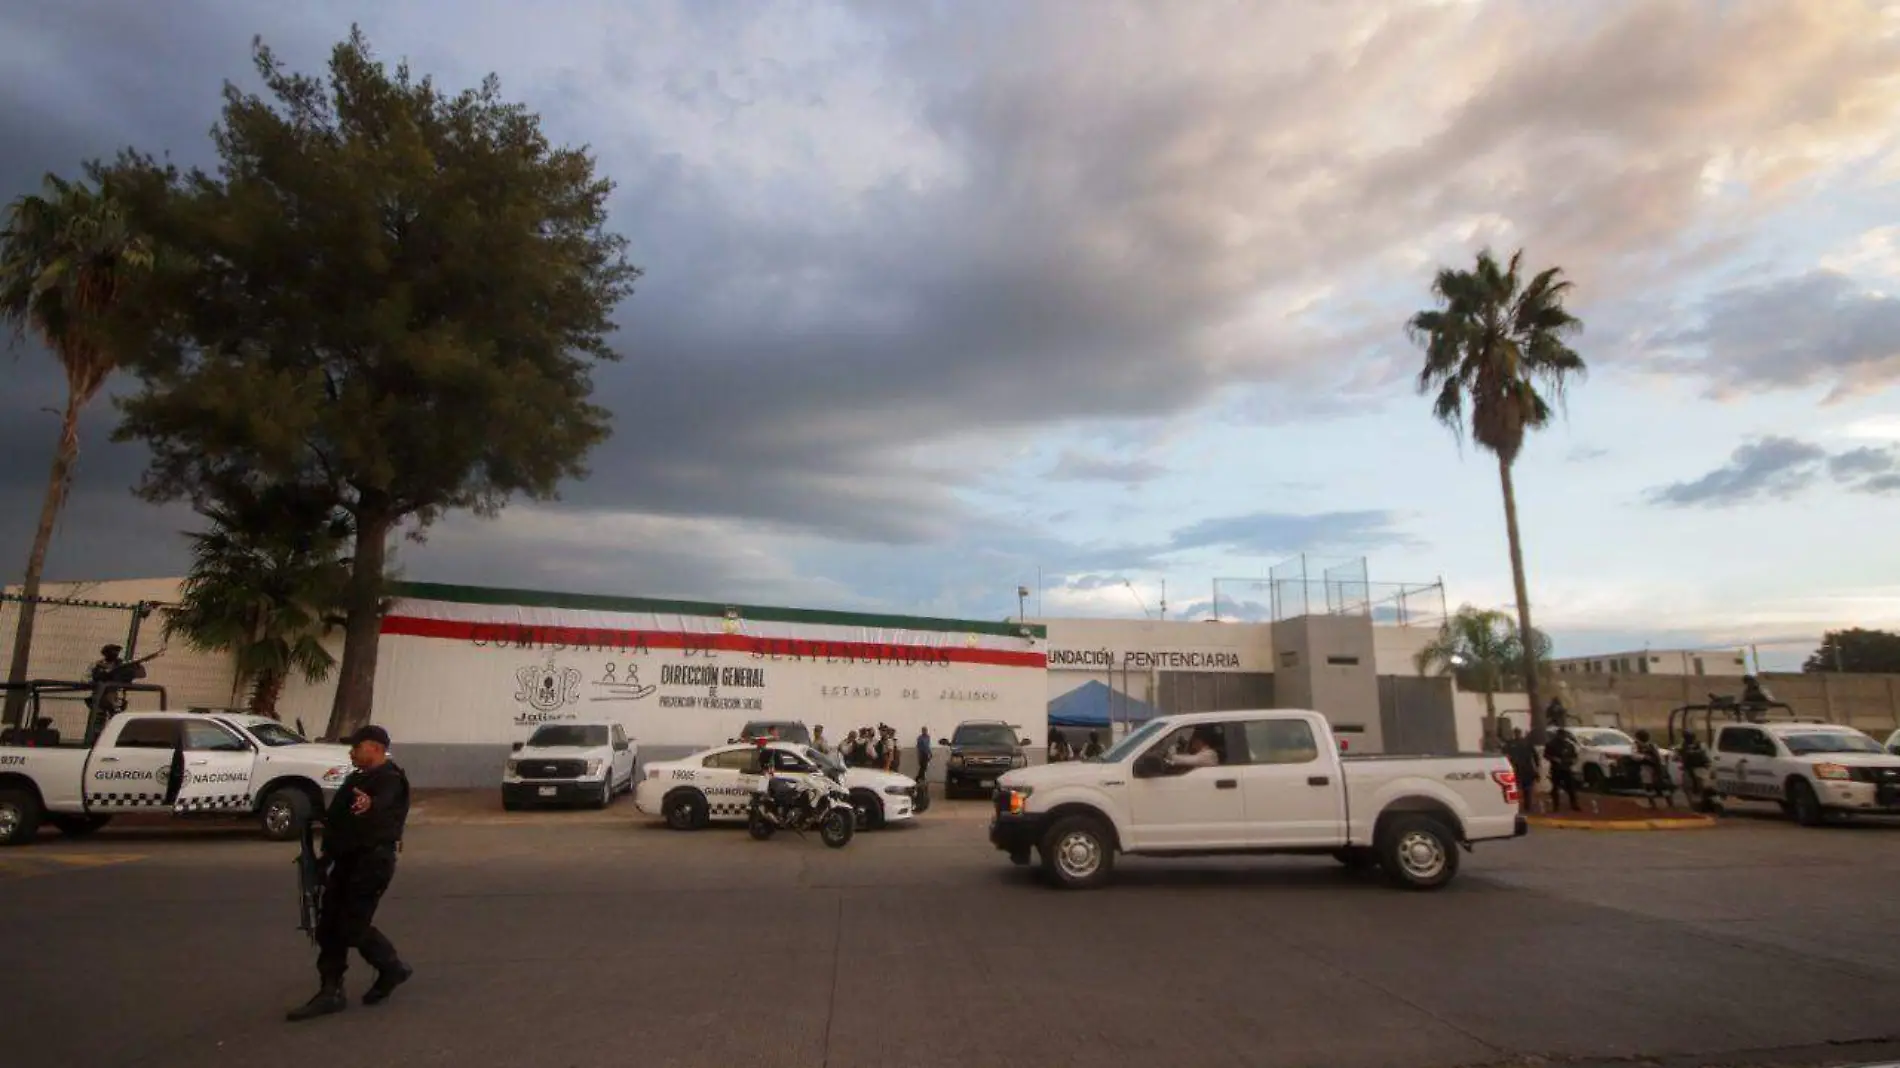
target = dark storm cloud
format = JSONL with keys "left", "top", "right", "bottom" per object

{"left": 1664, "top": 272, "right": 1900, "bottom": 400}
{"left": 1827, "top": 446, "right": 1896, "bottom": 480}
{"left": 1646, "top": 437, "right": 1827, "bottom": 507}
{"left": 5, "top": 1, "right": 1900, "bottom": 600}
{"left": 1647, "top": 438, "right": 1900, "bottom": 508}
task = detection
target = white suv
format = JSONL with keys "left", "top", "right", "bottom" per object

{"left": 1711, "top": 721, "right": 1900, "bottom": 825}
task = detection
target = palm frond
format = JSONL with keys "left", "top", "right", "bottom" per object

{"left": 1403, "top": 247, "right": 1587, "bottom": 466}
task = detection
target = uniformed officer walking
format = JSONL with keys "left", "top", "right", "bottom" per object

{"left": 287, "top": 725, "right": 413, "bottom": 1021}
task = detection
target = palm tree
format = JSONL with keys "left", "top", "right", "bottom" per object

{"left": 1414, "top": 605, "right": 1552, "bottom": 747}
{"left": 1, "top": 173, "right": 155, "bottom": 723}
{"left": 163, "top": 483, "right": 350, "bottom": 719}
{"left": 1408, "top": 248, "right": 1584, "bottom": 741}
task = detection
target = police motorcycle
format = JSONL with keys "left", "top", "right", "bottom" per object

{"left": 745, "top": 746, "right": 856, "bottom": 849}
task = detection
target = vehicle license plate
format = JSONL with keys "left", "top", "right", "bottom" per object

{"left": 538, "top": 786, "right": 557, "bottom": 797}
{"left": 979, "top": 779, "right": 995, "bottom": 787}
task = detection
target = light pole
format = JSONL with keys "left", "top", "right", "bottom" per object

{"left": 1016, "top": 585, "right": 1029, "bottom": 624}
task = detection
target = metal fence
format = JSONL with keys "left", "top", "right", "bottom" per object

{"left": 1211, "top": 557, "right": 1447, "bottom": 628}
{"left": 1, "top": 593, "right": 157, "bottom": 723}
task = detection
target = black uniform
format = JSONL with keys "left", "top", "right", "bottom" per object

{"left": 1544, "top": 731, "right": 1581, "bottom": 812}
{"left": 1503, "top": 735, "right": 1540, "bottom": 811}
{"left": 315, "top": 760, "right": 411, "bottom": 987}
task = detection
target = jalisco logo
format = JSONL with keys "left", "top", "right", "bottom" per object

{"left": 514, "top": 655, "right": 584, "bottom": 725}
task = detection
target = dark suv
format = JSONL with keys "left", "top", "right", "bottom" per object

{"left": 940, "top": 720, "right": 1030, "bottom": 798}
{"left": 732, "top": 720, "right": 811, "bottom": 746}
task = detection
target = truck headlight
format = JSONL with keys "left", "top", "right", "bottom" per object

{"left": 584, "top": 760, "right": 604, "bottom": 778}
{"left": 949, "top": 753, "right": 965, "bottom": 767}
{"left": 1004, "top": 786, "right": 1033, "bottom": 814}
{"left": 504, "top": 760, "right": 520, "bottom": 778}
{"left": 1011, "top": 753, "right": 1027, "bottom": 768}
{"left": 323, "top": 765, "right": 352, "bottom": 785}
{"left": 883, "top": 785, "right": 911, "bottom": 796}
{"left": 1813, "top": 763, "right": 1851, "bottom": 781}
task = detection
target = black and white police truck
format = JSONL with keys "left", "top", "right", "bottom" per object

{"left": 0, "top": 709, "right": 356, "bottom": 846}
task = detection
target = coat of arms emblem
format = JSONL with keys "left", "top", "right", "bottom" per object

{"left": 516, "top": 658, "right": 583, "bottom": 714}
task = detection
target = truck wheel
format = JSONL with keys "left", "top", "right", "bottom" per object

{"left": 663, "top": 791, "right": 707, "bottom": 831}
{"left": 1787, "top": 779, "right": 1826, "bottom": 827}
{"left": 50, "top": 814, "right": 112, "bottom": 838}
{"left": 0, "top": 788, "right": 43, "bottom": 847}
{"left": 592, "top": 776, "right": 613, "bottom": 810}
{"left": 259, "top": 787, "right": 311, "bottom": 842}
{"left": 1333, "top": 846, "right": 1377, "bottom": 871}
{"left": 1377, "top": 815, "right": 1460, "bottom": 891}
{"left": 1040, "top": 815, "right": 1114, "bottom": 890}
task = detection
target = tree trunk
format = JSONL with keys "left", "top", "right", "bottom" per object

{"left": 325, "top": 509, "right": 393, "bottom": 741}
{"left": 1482, "top": 689, "right": 1498, "bottom": 751}
{"left": 251, "top": 668, "right": 286, "bottom": 720}
{"left": 3, "top": 391, "right": 83, "bottom": 727}
{"left": 1497, "top": 455, "right": 1544, "bottom": 741}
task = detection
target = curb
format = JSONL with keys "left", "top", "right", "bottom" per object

{"left": 1527, "top": 814, "right": 1718, "bottom": 831}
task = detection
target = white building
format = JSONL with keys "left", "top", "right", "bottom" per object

{"left": 1551, "top": 648, "right": 1750, "bottom": 677}
{"left": 7, "top": 575, "right": 1492, "bottom": 785}
{"left": 1036, "top": 612, "right": 1487, "bottom": 755}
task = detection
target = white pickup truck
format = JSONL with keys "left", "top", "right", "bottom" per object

{"left": 988, "top": 709, "right": 1525, "bottom": 890}
{"left": 0, "top": 711, "right": 356, "bottom": 846}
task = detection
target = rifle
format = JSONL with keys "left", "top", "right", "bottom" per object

{"left": 295, "top": 818, "right": 324, "bottom": 944}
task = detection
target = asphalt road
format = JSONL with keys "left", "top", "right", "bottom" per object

{"left": 4, "top": 800, "right": 1899, "bottom": 1068}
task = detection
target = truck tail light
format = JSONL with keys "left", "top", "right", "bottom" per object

{"left": 1491, "top": 769, "right": 1520, "bottom": 804}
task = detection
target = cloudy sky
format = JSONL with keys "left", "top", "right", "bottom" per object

{"left": 4, "top": 0, "right": 1899, "bottom": 667}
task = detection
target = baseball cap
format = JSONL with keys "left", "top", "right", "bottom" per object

{"left": 345, "top": 725, "right": 391, "bottom": 747}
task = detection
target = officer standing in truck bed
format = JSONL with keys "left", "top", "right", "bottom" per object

{"left": 287, "top": 724, "right": 414, "bottom": 1021}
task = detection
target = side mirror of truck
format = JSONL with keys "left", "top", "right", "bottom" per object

{"left": 936, "top": 738, "right": 949, "bottom": 747}
{"left": 1018, "top": 737, "right": 1032, "bottom": 747}
{"left": 510, "top": 741, "right": 523, "bottom": 752}
{"left": 1133, "top": 754, "right": 1164, "bottom": 778}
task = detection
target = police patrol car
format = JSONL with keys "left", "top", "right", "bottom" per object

{"left": 1709, "top": 719, "right": 1900, "bottom": 825}
{"left": 635, "top": 740, "right": 919, "bottom": 831}
{"left": 0, "top": 710, "right": 355, "bottom": 846}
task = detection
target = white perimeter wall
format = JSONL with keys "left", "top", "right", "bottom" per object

{"left": 370, "top": 633, "right": 1048, "bottom": 751}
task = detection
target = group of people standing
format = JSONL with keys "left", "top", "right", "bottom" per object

{"left": 1046, "top": 730, "right": 1105, "bottom": 762}
{"left": 813, "top": 724, "right": 935, "bottom": 781}
{"left": 1500, "top": 701, "right": 1718, "bottom": 814}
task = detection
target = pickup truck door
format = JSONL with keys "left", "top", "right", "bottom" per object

{"left": 171, "top": 719, "right": 260, "bottom": 813}
{"left": 1235, "top": 716, "right": 1347, "bottom": 848}
{"left": 84, "top": 716, "right": 183, "bottom": 811}
{"left": 611, "top": 726, "right": 634, "bottom": 786}
{"left": 1713, "top": 727, "right": 1764, "bottom": 798}
{"left": 1126, "top": 722, "right": 1248, "bottom": 849}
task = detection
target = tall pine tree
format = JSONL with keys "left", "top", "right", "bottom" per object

{"left": 104, "top": 28, "right": 640, "bottom": 738}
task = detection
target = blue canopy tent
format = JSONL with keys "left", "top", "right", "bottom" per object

{"left": 1046, "top": 680, "right": 1162, "bottom": 729}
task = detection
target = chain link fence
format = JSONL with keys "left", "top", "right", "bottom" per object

{"left": 1, "top": 592, "right": 160, "bottom": 731}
